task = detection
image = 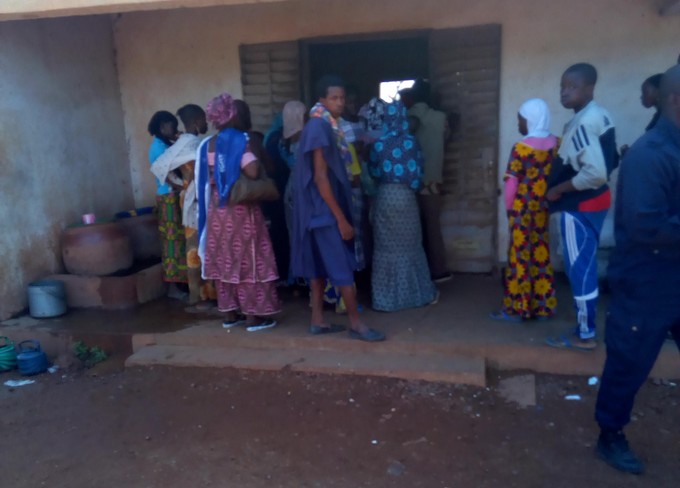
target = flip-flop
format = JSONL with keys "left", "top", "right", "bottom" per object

{"left": 348, "top": 328, "right": 386, "bottom": 342}
{"left": 246, "top": 318, "right": 277, "bottom": 332}
{"left": 545, "top": 334, "right": 597, "bottom": 352}
{"left": 309, "top": 324, "right": 347, "bottom": 335}
{"left": 489, "top": 310, "right": 523, "bottom": 323}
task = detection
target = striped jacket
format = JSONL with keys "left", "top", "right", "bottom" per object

{"left": 548, "top": 101, "right": 619, "bottom": 213}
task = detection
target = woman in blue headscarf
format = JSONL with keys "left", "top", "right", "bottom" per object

{"left": 197, "top": 94, "right": 280, "bottom": 331}
{"left": 369, "top": 101, "right": 438, "bottom": 312}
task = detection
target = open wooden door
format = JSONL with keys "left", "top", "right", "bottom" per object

{"left": 429, "top": 24, "right": 501, "bottom": 273}
{"left": 239, "top": 41, "right": 302, "bottom": 132}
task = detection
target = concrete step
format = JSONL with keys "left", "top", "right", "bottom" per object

{"left": 132, "top": 324, "right": 465, "bottom": 355}
{"left": 129, "top": 323, "right": 680, "bottom": 379}
{"left": 125, "top": 344, "right": 487, "bottom": 386}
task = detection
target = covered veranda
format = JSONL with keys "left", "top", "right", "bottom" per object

{"left": 1, "top": 1, "right": 679, "bottom": 385}
{"left": 2, "top": 275, "right": 678, "bottom": 386}
{"left": 2, "top": 0, "right": 680, "bottom": 320}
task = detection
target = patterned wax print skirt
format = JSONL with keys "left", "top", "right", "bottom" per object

{"left": 371, "top": 184, "right": 437, "bottom": 312}
{"left": 203, "top": 189, "right": 280, "bottom": 316}
{"left": 156, "top": 192, "right": 188, "bottom": 283}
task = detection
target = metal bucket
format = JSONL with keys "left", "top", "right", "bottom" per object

{"left": 27, "top": 280, "right": 67, "bottom": 318}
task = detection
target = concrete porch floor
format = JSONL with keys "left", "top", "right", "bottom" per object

{"left": 1, "top": 275, "right": 677, "bottom": 385}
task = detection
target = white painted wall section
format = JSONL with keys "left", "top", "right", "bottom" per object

{"left": 113, "top": 0, "right": 680, "bottom": 262}
{"left": 0, "top": 16, "right": 133, "bottom": 320}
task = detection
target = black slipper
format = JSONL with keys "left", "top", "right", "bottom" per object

{"left": 309, "top": 324, "right": 347, "bottom": 335}
{"left": 348, "top": 328, "right": 386, "bottom": 342}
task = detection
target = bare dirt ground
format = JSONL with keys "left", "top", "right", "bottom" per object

{"left": 0, "top": 363, "right": 678, "bottom": 488}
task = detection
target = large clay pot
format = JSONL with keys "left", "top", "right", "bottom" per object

{"left": 116, "top": 213, "right": 162, "bottom": 261}
{"left": 61, "top": 221, "right": 133, "bottom": 276}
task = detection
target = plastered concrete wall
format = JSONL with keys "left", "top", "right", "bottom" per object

{"left": 0, "top": 16, "right": 133, "bottom": 320}
{"left": 114, "top": 0, "right": 680, "bottom": 258}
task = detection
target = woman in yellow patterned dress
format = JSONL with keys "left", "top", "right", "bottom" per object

{"left": 491, "top": 99, "right": 558, "bottom": 321}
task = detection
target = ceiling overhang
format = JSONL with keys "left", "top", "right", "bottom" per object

{"left": 0, "top": 0, "right": 290, "bottom": 22}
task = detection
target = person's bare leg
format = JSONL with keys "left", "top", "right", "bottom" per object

{"left": 310, "top": 278, "right": 326, "bottom": 326}
{"left": 339, "top": 284, "right": 369, "bottom": 334}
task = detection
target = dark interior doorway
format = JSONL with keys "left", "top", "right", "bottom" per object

{"left": 241, "top": 25, "right": 502, "bottom": 272}
{"left": 305, "top": 36, "right": 429, "bottom": 106}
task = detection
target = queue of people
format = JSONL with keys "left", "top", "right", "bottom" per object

{"left": 489, "top": 61, "right": 680, "bottom": 475}
{"left": 492, "top": 62, "right": 669, "bottom": 351}
{"left": 147, "top": 76, "right": 452, "bottom": 342}
{"left": 146, "top": 61, "right": 680, "bottom": 474}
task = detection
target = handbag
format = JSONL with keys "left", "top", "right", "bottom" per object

{"left": 229, "top": 161, "right": 280, "bottom": 204}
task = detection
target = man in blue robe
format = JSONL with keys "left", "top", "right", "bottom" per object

{"left": 291, "top": 75, "right": 385, "bottom": 342}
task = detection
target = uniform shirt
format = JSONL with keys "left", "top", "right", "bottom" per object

{"left": 408, "top": 102, "right": 446, "bottom": 185}
{"left": 608, "top": 116, "right": 680, "bottom": 298}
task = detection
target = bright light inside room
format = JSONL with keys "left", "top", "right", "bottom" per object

{"left": 379, "top": 79, "right": 415, "bottom": 103}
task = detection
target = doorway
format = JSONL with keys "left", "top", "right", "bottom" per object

{"left": 303, "top": 35, "right": 428, "bottom": 106}
{"left": 239, "top": 24, "right": 501, "bottom": 272}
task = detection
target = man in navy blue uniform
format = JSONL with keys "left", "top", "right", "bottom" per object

{"left": 594, "top": 64, "right": 680, "bottom": 475}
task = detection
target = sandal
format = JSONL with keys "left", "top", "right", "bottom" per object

{"left": 348, "top": 328, "right": 386, "bottom": 342}
{"left": 309, "top": 324, "right": 347, "bottom": 335}
{"left": 545, "top": 334, "right": 597, "bottom": 352}
{"left": 489, "top": 310, "right": 523, "bottom": 323}
{"left": 246, "top": 318, "right": 277, "bottom": 332}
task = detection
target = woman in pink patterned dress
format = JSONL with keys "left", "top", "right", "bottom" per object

{"left": 197, "top": 93, "right": 280, "bottom": 331}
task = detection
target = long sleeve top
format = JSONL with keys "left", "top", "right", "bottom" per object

{"left": 548, "top": 101, "right": 619, "bottom": 212}
{"left": 607, "top": 115, "right": 680, "bottom": 291}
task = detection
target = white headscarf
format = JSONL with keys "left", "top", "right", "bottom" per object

{"left": 282, "top": 101, "right": 306, "bottom": 139}
{"left": 519, "top": 98, "right": 551, "bottom": 139}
